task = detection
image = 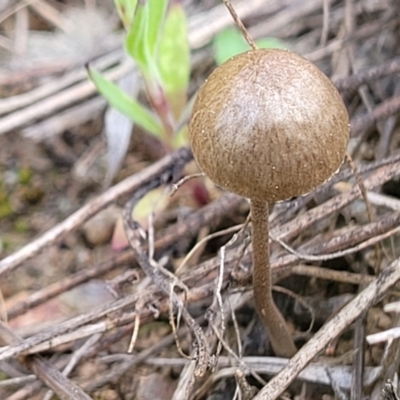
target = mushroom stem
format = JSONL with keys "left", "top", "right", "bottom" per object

{"left": 250, "top": 199, "right": 297, "bottom": 358}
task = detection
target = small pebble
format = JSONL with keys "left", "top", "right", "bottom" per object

{"left": 82, "top": 206, "right": 120, "bottom": 246}
{"left": 136, "top": 373, "right": 176, "bottom": 400}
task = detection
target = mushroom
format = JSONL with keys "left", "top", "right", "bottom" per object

{"left": 189, "top": 48, "right": 349, "bottom": 357}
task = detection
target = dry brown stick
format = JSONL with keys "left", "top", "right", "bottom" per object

{"left": 5, "top": 380, "right": 42, "bottom": 400}
{"left": 0, "top": 60, "right": 133, "bottom": 135}
{"left": 334, "top": 57, "right": 400, "bottom": 92}
{"left": 188, "top": 0, "right": 266, "bottom": 49}
{"left": 12, "top": 335, "right": 101, "bottom": 400}
{"left": 6, "top": 192, "right": 244, "bottom": 320}
{"left": 0, "top": 375, "right": 36, "bottom": 390}
{"left": 1, "top": 169, "right": 399, "bottom": 362}
{"left": 350, "top": 95, "right": 400, "bottom": 137}
{"left": 122, "top": 188, "right": 212, "bottom": 378}
{"left": 262, "top": 211, "right": 400, "bottom": 283}
{"left": 122, "top": 213, "right": 399, "bottom": 364}
{"left": 272, "top": 151, "right": 400, "bottom": 227}
{"left": 6, "top": 251, "right": 132, "bottom": 319}
{"left": 14, "top": 324, "right": 105, "bottom": 356}
{"left": 0, "top": 60, "right": 75, "bottom": 86}
{"left": 44, "top": 334, "right": 101, "bottom": 400}
{"left": 83, "top": 331, "right": 180, "bottom": 392}
{"left": 222, "top": 0, "right": 257, "bottom": 50}
{"left": 29, "top": 0, "right": 74, "bottom": 32}
{"left": 177, "top": 191, "right": 400, "bottom": 287}
{"left": 0, "top": 206, "right": 398, "bottom": 367}
{"left": 3, "top": 216, "right": 396, "bottom": 372}
{"left": 21, "top": 97, "right": 107, "bottom": 140}
{"left": 249, "top": 0, "right": 324, "bottom": 41}
{"left": 0, "top": 290, "right": 149, "bottom": 362}
{"left": 0, "top": 146, "right": 192, "bottom": 277}
{"left": 3, "top": 271, "right": 189, "bottom": 365}
{"left": 0, "top": 321, "right": 91, "bottom": 400}
{"left": 24, "top": 357, "right": 91, "bottom": 400}
{"left": 145, "top": 356, "right": 381, "bottom": 390}
{"left": 176, "top": 209, "right": 400, "bottom": 294}
{"left": 346, "top": 153, "right": 374, "bottom": 222}
{"left": 155, "top": 192, "right": 244, "bottom": 254}
{"left": 254, "top": 256, "right": 400, "bottom": 400}
{"left": 233, "top": 208, "right": 400, "bottom": 284}
{"left": 306, "top": 20, "right": 386, "bottom": 63}
{"left": 273, "top": 225, "right": 400, "bottom": 266}
{"left": 273, "top": 213, "right": 400, "bottom": 262}
{"left": 320, "top": 0, "right": 330, "bottom": 45}
{"left": 0, "top": 49, "right": 122, "bottom": 116}
{"left": 275, "top": 159, "right": 400, "bottom": 241}
{"left": 379, "top": 315, "right": 400, "bottom": 393}
{"left": 291, "top": 265, "right": 374, "bottom": 285}
{"left": 273, "top": 220, "right": 400, "bottom": 277}
{"left": 0, "top": 0, "right": 35, "bottom": 24}
{"left": 0, "top": 269, "right": 217, "bottom": 364}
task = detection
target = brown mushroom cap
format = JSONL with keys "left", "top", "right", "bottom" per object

{"left": 189, "top": 48, "right": 349, "bottom": 202}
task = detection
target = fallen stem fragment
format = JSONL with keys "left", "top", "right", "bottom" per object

{"left": 254, "top": 256, "right": 400, "bottom": 400}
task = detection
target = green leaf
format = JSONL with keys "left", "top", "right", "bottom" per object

{"left": 125, "top": 1, "right": 150, "bottom": 73}
{"left": 147, "top": 0, "right": 168, "bottom": 57}
{"left": 256, "top": 37, "right": 288, "bottom": 51}
{"left": 114, "top": 0, "right": 138, "bottom": 30}
{"left": 125, "top": 0, "right": 168, "bottom": 77}
{"left": 213, "top": 27, "right": 289, "bottom": 65}
{"left": 88, "top": 67, "right": 163, "bottom": 137}
{"left": 158, "top": 4, "right": 190, "bottom": 118}
{"left": 213, "top": 27, "right": 249, "bottom": 66}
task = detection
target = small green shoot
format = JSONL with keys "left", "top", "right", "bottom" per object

{"left": 89, "top": 0, "right": 190, "bottom": 149}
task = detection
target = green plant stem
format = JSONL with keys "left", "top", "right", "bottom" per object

{"left": 146, "top": 78, "right": 175, "bottom": 139}
{"left": 250, "top": 199, "right": 297, "bottom": 358}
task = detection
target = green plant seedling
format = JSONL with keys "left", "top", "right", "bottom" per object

{"left": 89, "top": 0, "right": 190, "bottom": 150}
{"left": 89, "top": 0, "right": 193, "bottom": 249}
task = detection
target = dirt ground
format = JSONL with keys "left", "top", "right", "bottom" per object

{"left": 1, "top": 0, "right": 400, "bottom": 399}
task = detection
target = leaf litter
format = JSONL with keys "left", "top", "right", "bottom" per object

{"left": 0, "top": 0, "right": 400, "bottom": 399}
